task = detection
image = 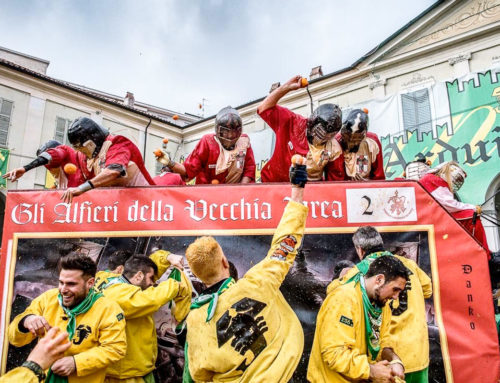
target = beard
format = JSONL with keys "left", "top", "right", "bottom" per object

{"left": 372, "top": 286, "right": 387, "bottom": 307}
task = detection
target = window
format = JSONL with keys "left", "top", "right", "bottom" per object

{"left": 54, "top": 117, "right": 72, "bottom": 144}
{"left": 401, "top": 89, "right": 432, "bottom": 139}
{"left": 0, "top": 98, "right": 13, "bottom": 146}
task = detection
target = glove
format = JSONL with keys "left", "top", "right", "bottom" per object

{"left": 156, "top": 149, "right": 172, "bottom": 167}
{"left": 289, "top": 164, "right": 307, "bottom": 188}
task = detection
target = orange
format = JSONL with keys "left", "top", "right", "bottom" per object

{"left": 301, "top": 77, "right": 308, "bottom": 87}
{"left": 291, "top": 154, "right": 305, "bottom": 166}
{"left": 172, "top": 115, "right": 179, "bottom": 120}
{"left": 153, "top": 149, "right": 163, "bottom": 157}
{"left": 162, "top": 138, "right": 169, "bottom": 144}
{"left": 362, "top": 108, "right": 369, "bottom": 114}
{"left": 63, "top": 163, "right": 77, "bottom": 175}
{"left": 211, "top": 179, "right": 220, "bottom": 184}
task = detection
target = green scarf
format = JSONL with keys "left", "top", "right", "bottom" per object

{"left": 45, "top": 289, "right": 103, "bottom": 383}
{"left": 345, "top": 251, "right": 393, "bottom": 361}
{"left": 359, "top": 275, "right": 382, "bottom": 360}
{"left": 190, "top": 277, "right": 235, "bottom": 322}
{"left": 183, "top": 277, "right": 235, "bottom": 383}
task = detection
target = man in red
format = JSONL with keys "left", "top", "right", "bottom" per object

{"left": 336, "top": 108, "right": 385, "bottom": 180}
{"left": 3, "top": 140, "right": 92, "bottom": 188}
{"left": 61, "top": 117, "right": 155, "bottom": 203}
{"left": 156, "top": 107, "right": 256, "bottom": 184}
{"left": 419, "top": 161, "right": 489, "bottom": 254}
{"left": 257, "top": 75, "right": 345, "bottom": 182}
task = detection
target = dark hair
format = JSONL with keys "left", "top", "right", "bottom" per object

{"left": 58, "top": 253, "right": 97, "bottom": 279}
{"left": 365, "top": 256, "right": 409, "bottom": 283}
{"left": 108, "top": 250, "right": 133, "bottom": 270}
{"left": 332, "top": 260, "right": 355, "bottom": 280}
{"left": 123, "top": 256, "right": 158, "bottom": 279}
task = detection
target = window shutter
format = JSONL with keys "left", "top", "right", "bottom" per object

{"left": 55, "top": 117, "right": 67, "bottom": 143}
{"left": 401, "top": 89, "right": 432, "bottom": 137}
{"left": 0, "top": 100, "right": 13, "bottom": 146}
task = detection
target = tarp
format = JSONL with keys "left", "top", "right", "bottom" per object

{"left": 0, "top": 181, "right": 498, "bottom": 382}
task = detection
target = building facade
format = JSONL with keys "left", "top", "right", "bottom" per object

{"left": 178, "top": 0, "right": 500, "bottom": 251}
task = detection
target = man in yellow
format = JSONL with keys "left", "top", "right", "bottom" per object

{"left": 308, "top": 255, "right": 409, "bottom": 383}
{"left": 96, "top": 253, "right": 192, "bottom": 383}
{"left": 183, "top": 160, "right": 309, "bottom": 382}
{"left": 8, "top": 253, "right": 127, "bottom": 383}
{"left": 342, "top": 226, "right": 433, "bottom": 383}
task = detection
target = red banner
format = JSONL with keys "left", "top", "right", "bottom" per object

{"left": 1, "top": 180, "right": 498, "bottom": 382}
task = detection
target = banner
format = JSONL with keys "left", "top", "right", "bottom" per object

{"left": 0, "top": 149, "right": 9, "bottom": 189}
{"left": 0, "top": 182, "right": 498, "bottom": 382}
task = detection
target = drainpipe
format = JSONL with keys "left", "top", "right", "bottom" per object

{"left": 143, "top": 118, "right": 152, "bottom": 157}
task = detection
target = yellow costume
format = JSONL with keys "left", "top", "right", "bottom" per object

{"left": 8, "top": 289, "right": 126, "bottom": 383}
{"left": 329, "top": 254, "right": 432, "bottom": 374}
{"left": 386, "top": 256, "right": 432, "bottom": 373}
{"left": 0, "top": 366, "right": 38, "bottom": 382}
{"left": 186, "top": 200, "right": 308, "bottom": 382}
{"left": 97, "top": 252, "right": 192, "bottom": 381}
{"left": 307, "top": 281, "right": 392, "bottom": 383}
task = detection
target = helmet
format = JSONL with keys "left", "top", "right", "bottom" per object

{"left": 36, "top": 140, "right": 62, "bottom": 157}
{"left": 215, "top": 107, "right": 242, "bottom": 150}
{"left": 429, "top": 161, "right": 467, "bottom": 192}
{"left": 306, "top": 104, "right": 342, "bottom": 146}
{"left": 340, "top": 108, "right": 369, "bottom": 152}
{"left": 68, "top": 117, "right": 109, "bottom": 158}
{"left": 404, "top": 159, "right": 430, "bottom": 181}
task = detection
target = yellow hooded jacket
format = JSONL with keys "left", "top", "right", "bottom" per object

{"left": 186, "top": 200, "right": 308, "bottom": 383}
{"left": 0, "top": 366, "right": 38, "bottom": 383}
{"left": 96, "top": 253, "right": 192, "bottom": 379}
{"left": 8, "top": 288, "right": 126, "bottom": 383}
{"left": 386, "top": 256, "right": 432, "bottom": 373}
{"left": 327, "top": 255, "right": 432, "bottom": 373}
{"left": 307, "top": 281, "right": 392, "bottom": 383}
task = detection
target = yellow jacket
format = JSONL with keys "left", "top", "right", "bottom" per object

{"left": 97, "top": 255, "right": 192, "bottom": 379}
{"left": 327, "top": 255, "right": 432, "bottom": 373}
{"left": 8, "top": 288, "right": 126, "bottom": 383}
{"left": 387, "top": 256, "right": 432, "bottom": 372}
{"left": 307, "top": 281, "right": 392, "bottom": 383}
{"left": 0, "top": 367, "right": 38, "bottom": 383}
{"left": 186, "top": 200, "right": 308, "bottom": 382}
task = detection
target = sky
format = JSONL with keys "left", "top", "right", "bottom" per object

{"left": 0, "top": 0, "right": 437, "bottom": 117}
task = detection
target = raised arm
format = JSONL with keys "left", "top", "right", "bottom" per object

{"left": 243, "top": 159, "right": 308, "bottom": 290}
{"left": 257, "top": 75, "right": 304, "bottom": 114}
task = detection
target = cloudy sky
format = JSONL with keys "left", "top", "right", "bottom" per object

{"left": 0, "top": 0, "right": 436, "bottom": 116}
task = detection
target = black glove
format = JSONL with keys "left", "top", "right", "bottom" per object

{"left": 290, "top": 164, "right": 307, "bottom": 188}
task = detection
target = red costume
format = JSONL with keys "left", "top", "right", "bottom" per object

{"left": 45, "top": 145, "right": 92, "bottom": 188}
{"left": 420, "top": 173, "right": 490, "bottom": 254}
{"left": 88, "top": 135, "right": 155, "bottom": 186}
{"left": 336, "top": 132, "right": 385, "bottom": 180}
{"left": 183, "top": 133, "right": 256, "bottom": 184}
{"left": 258, "top": 105, "right": 344, "bottom": 183}
{"left": 153, "top": 171, "right": 185, "bottom": 186}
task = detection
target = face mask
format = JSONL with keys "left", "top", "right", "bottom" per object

{"left": 75, "top": 140, "right": 97, "bottom": 159}
{"left": 450, "top": 165, "right": 466, "bottom": 192}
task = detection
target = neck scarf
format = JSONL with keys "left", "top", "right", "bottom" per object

{"left": 359, "top": 275, "right": 382, "bottom": 360}
{"left": 183, "top": 277, "right": 235, "bottom": 383}
{"left": 190, "top": 277, "right": 235, "bottom": 322}
{"left": 345, "top": 251, "right": 393, "bottom": 361}
{"left": 46, "top": 289, "right": 103, "bottom": 383}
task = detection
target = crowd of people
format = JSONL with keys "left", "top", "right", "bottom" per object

{"left": 0, "top": 74, "right": 496, "bottom": 383}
